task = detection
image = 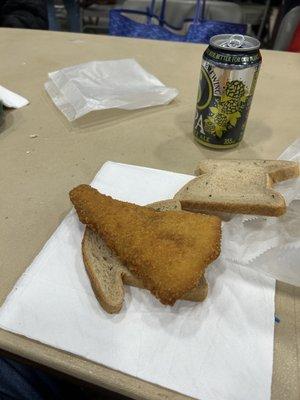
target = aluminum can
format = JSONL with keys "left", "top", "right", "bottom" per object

{"left": 194, "top": 34, "right": 262, "bottom": 148}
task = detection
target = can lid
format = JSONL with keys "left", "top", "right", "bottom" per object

{"left": 210, "top": 34, "right": 260, "bottom": 52}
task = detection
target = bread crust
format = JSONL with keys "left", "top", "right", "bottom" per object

{"left": 174, "top": 160, "right": 299, "bottom": 217}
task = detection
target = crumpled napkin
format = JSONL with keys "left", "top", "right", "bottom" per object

{"left": 45, "top": 59, "right": 178, "bottom": 121}
{"left": 220, "top": 139, "right": 300, "bottom": 285}
{"left": 0, "top": 161, "right": 275, "bottom": 400}
{"left": 0, "top": 85, "right": 29, "bottom": 108}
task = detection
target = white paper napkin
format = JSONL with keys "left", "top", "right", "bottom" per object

{"left": 0, "top": 85, "right": 29, "bottom": 108}
{"left": 0, "top": 162, "right": 275, "bottom": 400}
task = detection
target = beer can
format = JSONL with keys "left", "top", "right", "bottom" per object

{"left": 194, "top": 34, "right": 261, "bottom": 149}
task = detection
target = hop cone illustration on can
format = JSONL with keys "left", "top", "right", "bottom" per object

{"left": 214, "top": 112, "right": 228, "bottom": 127}
{"left": 219, "top": 98, "right": 241, "bottom": 114}
{"left": 204, "top": 119, "right": 216, "bottom": 134}
{"left": 225, "top": 80, "right": 246, "bottom": 99}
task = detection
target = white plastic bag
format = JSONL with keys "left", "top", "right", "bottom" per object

{"left": 45, "top": 59, "right": 178, "bottom": 121}
{"left": 220, "top": 139, "right": 300, "bottom": 285}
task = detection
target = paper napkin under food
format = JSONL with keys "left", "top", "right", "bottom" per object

{"left": 0, "top": 162, "right": 275, "bottom": 400}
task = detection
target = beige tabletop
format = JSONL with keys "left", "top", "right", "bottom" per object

{"left": 0, "top": 28, "right": 299, "bottom": 400}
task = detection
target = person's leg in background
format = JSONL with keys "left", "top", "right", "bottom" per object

{"left": 63, "top": 0, "right": 81, "bottom": 32}
{"left": 0, "top": 356, "right": 89, "bottom": 400}
{"left": 0, "top": 356, "right": 66, "bottom": 400}
{"left": 47, "top": 0, "right": 60, "bottom": 30}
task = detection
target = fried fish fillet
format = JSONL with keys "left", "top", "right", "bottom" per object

{"left": 70, "top": 185, "right": 221, "bottom": 305}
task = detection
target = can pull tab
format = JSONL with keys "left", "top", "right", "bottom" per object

{"left": 220, "top": 34, "right": 245, "bottom": 48}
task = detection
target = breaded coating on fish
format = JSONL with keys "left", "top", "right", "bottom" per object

{"left": 70, "top": 185, "right": 221, "bottom": 305}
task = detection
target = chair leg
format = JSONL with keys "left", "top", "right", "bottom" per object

{"left": 47, "top": 0, "right": 61, "bottom": 31}
{"left": 63, "top": 0, "right": 81, "bottom": 32}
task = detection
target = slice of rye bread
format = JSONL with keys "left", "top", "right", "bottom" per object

{"left": 174, "top": 160, "right": 299, "bottom": 217}
{"left": 82, "top": 200, "right": 208, "bottom": 314}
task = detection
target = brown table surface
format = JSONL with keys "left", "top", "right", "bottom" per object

{"left": 0, "top": 28, "right": 300, "bottom": 400}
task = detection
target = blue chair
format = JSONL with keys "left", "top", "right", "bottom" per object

{"left": 109, "top": 0, "right": 246, "bottom": 44}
